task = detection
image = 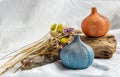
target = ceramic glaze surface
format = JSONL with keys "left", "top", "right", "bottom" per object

{"left": 81, "top": 7, "right": 110, "bottom": 37}
{"left": 60, "top": 35, "right": 94, "bottom": 69}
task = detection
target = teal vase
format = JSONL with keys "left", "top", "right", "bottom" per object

{"left": 60, "top": 34, "right": 94, "bottom": 69}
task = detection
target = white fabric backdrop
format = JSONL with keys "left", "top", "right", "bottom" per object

{"left": 0, "top": 0, "right": 120, "bottom": 77}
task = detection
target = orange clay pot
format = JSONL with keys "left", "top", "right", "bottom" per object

{"left": 81, "top": 7, "right": 110, "bottom": 37}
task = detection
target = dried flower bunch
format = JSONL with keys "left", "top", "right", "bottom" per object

{"left": 0, "top": 24, "right": 82, "bottom": 75}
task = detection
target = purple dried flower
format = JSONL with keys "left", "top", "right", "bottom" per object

{"left": 63, "top": 28, "right": 74, "bottom": 34}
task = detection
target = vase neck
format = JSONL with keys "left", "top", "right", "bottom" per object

{"left": 73, "top": 34, "right": 81, "bottom": 42}
{"left": 91, "top": 7, "right": 97, "bottom": 14}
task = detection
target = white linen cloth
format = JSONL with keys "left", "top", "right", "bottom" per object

{"left": 0, "top": 0, "right": 120, "bottom": 77}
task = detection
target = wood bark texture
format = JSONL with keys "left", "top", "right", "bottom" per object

{"left": 21, "top": 34, "right": 117, "bottom": 70}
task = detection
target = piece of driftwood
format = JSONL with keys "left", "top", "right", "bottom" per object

{"left": 81, "top": 34, "right": 117, "bottom": 58}
{"left": 21, "top": 34, "right": 117, "bottom": 70}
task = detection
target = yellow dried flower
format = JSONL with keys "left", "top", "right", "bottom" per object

{"left": 51, "top": 24, "right": 57, "bottom": 31}
{"left": 60, "top": 37, "right": 68, "bottom": 44}
{"left": 57, "top": 24, "right": 63, "bottom": 33}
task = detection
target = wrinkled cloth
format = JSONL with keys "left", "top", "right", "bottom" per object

{"left": 0, "top": 0, "right": 120, "bottom": 77}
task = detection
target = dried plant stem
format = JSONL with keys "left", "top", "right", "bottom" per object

{"left": 0, "top": 26, "right": 82, "bottom": 75}
{"left": 0, "top": 33, "right": 50, "bottom": 75}
{"left": 0, "top": 32, "right": 50, "bottom": 68}
{"left": 0, "top": 32, "right": 67, "bottom": 75}
{"left": 0, "top": 39, "right": 48, "bottom": 75}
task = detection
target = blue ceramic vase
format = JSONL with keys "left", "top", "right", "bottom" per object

{"left": 60, "top": 34, "right": 94, "bottom": 69}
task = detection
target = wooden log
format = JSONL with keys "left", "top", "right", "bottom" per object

{"left": 81, "top": 34, "right": 117, "bottom": 58}
{"left": 21, "top": 34, "right": 117, "bottom": 70}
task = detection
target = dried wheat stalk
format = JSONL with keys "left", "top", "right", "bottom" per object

{"left": 0, "top": 24, "right": 82, "bottom": 75}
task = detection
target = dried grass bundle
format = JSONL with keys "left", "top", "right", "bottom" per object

{"left": 0, "top": 24, "right": 82, "bottom": 75}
